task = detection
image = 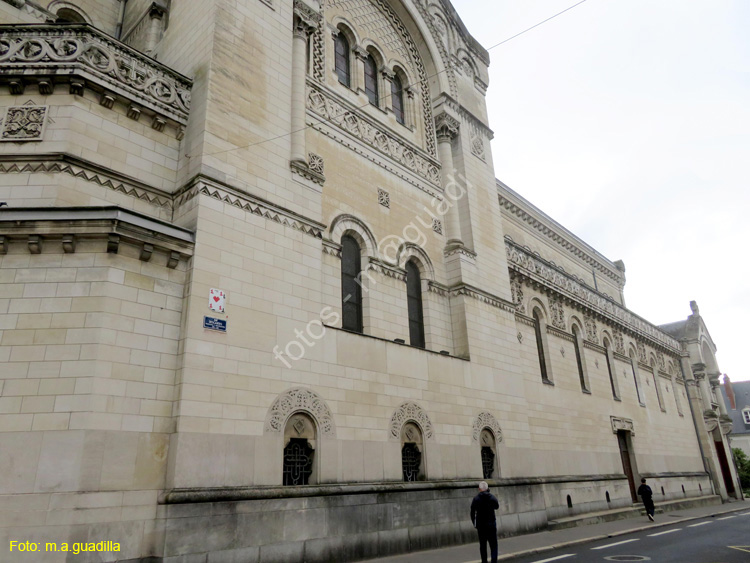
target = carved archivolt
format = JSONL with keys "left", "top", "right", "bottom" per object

{"left": 329, "top": 214, "right": 378, "bottom": 257}
{"left": 472, "top": 412, "right": 503, "bottom": 444}
{"left": 390, "top": 402, "right": 434, "bottom": 441}
{"left": 265, "top": 387, "right": 336, "bottom": 437}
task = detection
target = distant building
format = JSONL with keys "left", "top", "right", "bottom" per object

{"left": 721, "top": 376, "right": 750, "bottom": 457}
{"left": 0, "top": 0, "right": 740, "bottom": 561}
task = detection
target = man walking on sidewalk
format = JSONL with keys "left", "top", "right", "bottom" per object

{"left": 470, "top": 481, "right": 500, "bottom": 563}
{"left": 638, "top": 477, "right": 655, "bottom": 521}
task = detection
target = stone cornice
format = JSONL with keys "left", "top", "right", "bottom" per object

{"left": 321, "top": 239, "right": 341, "bottom": 258}
{"left": 0, "top": 206, "right": 194, "bottom": 264}
{"left": 435, "top": 94, "right": 493, "bottom": 139}
{"left": 174, "top": 176, "right": 326, "bottom": 240}
{"left": 547, "top": 325, "right": 574, "bottom": 342}
{"left": 451, "top": 283, "right": 515, "bottom": 313}
{"left": 506, "top": 240, "right": 681, "bottom": 354}
{"left": 498, "top": 186, "right": 623, "bottom": 285}
{"left": 0, "top": 24, "right": 192, "bottom": 126}
{"left": 368, "top": 258, "right": 406, "bottom": 282}
{"left": 0, "top": 153, "right": 173, "bottom": 209}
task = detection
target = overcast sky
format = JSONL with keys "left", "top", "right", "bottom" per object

{"left": 449, "top": 0, "right": 749, "bottom": 384}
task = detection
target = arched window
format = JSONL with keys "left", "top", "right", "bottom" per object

{"left": 405, "top": 260, "right": 424, "bottom": 348}
{"left": 341, "top": 235, "right": 363, "bottom": 333}
{"left": 603, "top": 337, "right": 620, "bottom": 400}
{"left": 629, "top": 350, "right": 644, "bottom": 405}
{"left": 650, "top": 359, "right": 666, "bottom": 412}
{"left": 55, "top": 7, "right": 87, "bottom": 23}
{"left": 364, "top": 54, "right": 379, "bottom": 106}
{"left": 533, "top": 308, "right": 552, "bottom": 384}
{"left": 479, "top": 428, "right": 497, "bottom": 479}
{"left": 391, "top": 73, "right": 405, "bottom": 125}
{"left": 283, "top": 413, "right": 316, "bottom": 486}
{"left": 401, "top": 422, "right": 424, "bottom": 481}
{"left": 334, "top": 33, "right": 350, "bottom": 87}
{"left": 572, "top": 325, "right": 590, "bottom": 393}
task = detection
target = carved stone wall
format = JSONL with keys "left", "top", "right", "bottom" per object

{"left": 264, "top": 388, "right": 336, "bottom": 437}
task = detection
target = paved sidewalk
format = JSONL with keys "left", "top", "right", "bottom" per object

{"left": 365, "top": 499, "right": 750, "bottom": 563}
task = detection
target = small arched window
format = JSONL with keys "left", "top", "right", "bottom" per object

{"left": 405, "top": 260, "right": 424, "bottom": 348}
{"left": 283, "top": 413, "right": 316, "bottom": 486}
{"left": 391, "top": 73, "right": 405, "bottom": 125}
{"left": 533, "top": 308, "right": 552, "bottom": 384}
{"left": 364, "top": 54, "right": 379, "bottom": 106}
{"left": 334, "top": 33, "right": 350, "bottom": 87}
{"left": 401, "top": 422, "right": 424, "bottom": 482}
{"left": 341, "top": 235, "right": 363, "bottom": 333}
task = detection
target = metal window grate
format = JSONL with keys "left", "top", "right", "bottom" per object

{"left": 402, "top": 443, "right": 421, "bottom": 482}
{"left": 283, "top": 438, "right": 314, "bottom": 486}
{"left": 481, "top": 446, "right": 495, "bottom": 479}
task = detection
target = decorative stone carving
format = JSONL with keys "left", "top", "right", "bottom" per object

{"left": 613, "top": 329, "right": 625, "bottom": 355}
{"left": 548, "top": 295, "right": 566, "bottom": 330}
{"left": 307, "top": 84, "right": 440, "bottom": 188}
{"left": 657, "top": 352, "right": 665, "bottom": 371}
{"left": 517, "top": 331, "right": 523, "bottom": 343}
{"left": 0, "top": 26, "right": 192, "bottom": 124}
{"left": 611, "top": 416, "right": 634, "bottom": 435}
{"left": 265, "top": 387, "right": 336, "bottom": 437}
{"left": 389, "top": 401, "right": 433, "bottom": 441}
{"left": 1, "top": 105, "right": 47, "bottom": 141}
{"left": 472, "top": 411, "right": 503, "bottom": 444}
{"left": 470, "top": 123, "right": 485, "bottom": 160}
{"left": 703, "top": 409, "right": 718, "bottom": 432}
{"left": 432, "top": 218, "right": 442, "bottom": 234}
{"left": 637, "top": 342, "right": 647, "bottom": 364}
{"left": 434, "top": 112, "right": 460, "bottom": 141}
{"left": 293, "top": 0, "right": 322, "bottom": 33}
{"left": 378, "top": 188, "right": 390, "bottom": 208}
{"left": 584, "top": 315, "right": 598, "bottom": 343}
{"left": 505, "top": 240, "right": 680, "bottom": 352}
{"left": 308, "top": 152, "right": 324, "bottom": 175}
{"left": 511, "top": 278, "right": 525, "bottom": 313}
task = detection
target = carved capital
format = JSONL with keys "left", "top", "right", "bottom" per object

{"left": 293, "top": 0, "right": 321, "bottom": 37}
{"left": 434, "top": 112, "right": 460, "bottom": 141}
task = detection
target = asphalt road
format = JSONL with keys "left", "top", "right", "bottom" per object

{"left": 503, "top": 510, "right": 750, "bottom": 563}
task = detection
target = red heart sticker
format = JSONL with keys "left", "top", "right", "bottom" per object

{"left": 213, "top": 296, "right": 220, "bottom": 302}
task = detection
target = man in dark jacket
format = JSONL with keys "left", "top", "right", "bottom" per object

{"left": 470, "top": 481, "right": 500, "bottom": 563}
{"left": 637, "top": 477, "right": 655, "bottom": 521}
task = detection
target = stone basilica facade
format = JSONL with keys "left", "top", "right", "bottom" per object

{"left": 0, "top": 0, "right": 741, "bottom": 561}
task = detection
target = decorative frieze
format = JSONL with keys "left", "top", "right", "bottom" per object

{"left": 611, "top": 416, "right": 635, "bottom": 435}
{"left": 307, "top": 83, "right": 441, "bottom": 190}
{"left": 0, "top": 25, "right": 192, "bottom": 126}
{"left": 368, "top": 259, "right": 406, "bottom": 282}
{"left": 505, "top": 240, "right": 681, "bottom": 353}
{"left": 0, "top": 105, "right": 48, "bottom": 141}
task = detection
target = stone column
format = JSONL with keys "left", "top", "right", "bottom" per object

{"left": 709, "top": 372, "right": 728, "bottom": 416}
{"left": 353, "top": 46, "right": 369, "bottom": 99}
{"left": 693, "top": 364, "right": 714, "bottom": 411}
{"left": 434, "top": 112, "right": 461, "bottom": 246}
{"left": 290, "top": 1, "right": 320, "bottom": 165}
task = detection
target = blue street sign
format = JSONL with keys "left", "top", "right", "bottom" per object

{"left": 203, "top": 316, "right": 227, "bottom": 332}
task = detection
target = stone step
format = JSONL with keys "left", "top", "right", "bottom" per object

{"left": 548, "top": 495, "right": 722, "bottom": 531}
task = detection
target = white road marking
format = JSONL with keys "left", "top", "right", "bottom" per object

{"left": 687, "top": 521, "right": 711, "bottom": 527}
{"left": 740, "top": 511, "right": 750, "bottom": 516}
{"left": 648, "top": 528, "right": 681, "bottom": 537}
{"left": 718, "top": 515, "right": 736, "bottom": 521}
{"left": 531, "top": 556, "right": 575, "bottom": 563}
{"left": 591, "top": 539, "right": 639, "bottom": 550}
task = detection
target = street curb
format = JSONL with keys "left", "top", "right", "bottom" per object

{"left": 497, "top": 504, "right": 750, "bottom": 561}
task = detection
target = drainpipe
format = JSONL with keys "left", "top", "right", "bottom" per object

{"left": 116, "top": 0, "right": 129, "bottom": 39}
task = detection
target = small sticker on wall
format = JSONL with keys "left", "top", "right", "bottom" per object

{"left": 209, "top": 288, "right": 226, "bottom": 313}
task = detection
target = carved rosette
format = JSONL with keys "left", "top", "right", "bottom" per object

{"left": 1, "top": 105, "right": 47, "bottom": 141}
{"left": 389, "top": 402, "right": 434, "bottom": 441}
{"left": 265, "top": 387, "right": 336, "bottom": 437}
{"left": 472, "top": 412, "right": 503, "bottom": 444}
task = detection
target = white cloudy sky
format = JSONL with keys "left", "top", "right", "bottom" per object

{"left": 450, "top": 0, "right": 749, "bottom": 383}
